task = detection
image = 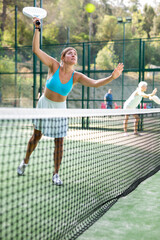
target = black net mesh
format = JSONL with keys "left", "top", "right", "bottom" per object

{"left": 0, "top": 108, "right": 160, "bottom": 240}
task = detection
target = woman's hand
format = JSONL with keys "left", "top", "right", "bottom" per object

{"left": 33, "top": 17, "right": 41, "bottom": 28}
{"left": 151, "top": 88, "right": 157, "bottom": 96}
{"left": 111, "top": 63, "right": 124, "bottom": 80}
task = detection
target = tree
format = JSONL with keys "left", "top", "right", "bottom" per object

{"left": 144, "top": 41, "right": 160, "bottom": 66}
{"left": 45, "top": 0, "right": 89, "bottom": 43}
{"left": 43, "top": 22, "right": 59, "bottom": 45}
{"left": 0, "top": 0, "right": 24, "bottom": 40}
{"left": 131, "top": 11, "right": 146, "bottom": 38}
{"left": 96, "top": 43, "right": 118, "bottom": 70}
{"left": 152, "top": 15, "right": 160, "bottom": 37}
{"left": 96, "top": 15, "right": 118, "bottom": 41}
{"left": 0, "top": 0, "right": 159, "bottom": 47}
{"left": 143, "top": 4, "right": 156, "bottom": 38}
{"left": 96, "top": 0, "right": 112, "bottom": 15}
{"left": 129, "top": 0, "right": 141, "bottom": 12}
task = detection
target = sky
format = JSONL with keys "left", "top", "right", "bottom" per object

{"left": 123, "top": 0, "right": 159, "bottom": 9}
{"left": 107, "top": 0, "right": 160, "bottom": 10}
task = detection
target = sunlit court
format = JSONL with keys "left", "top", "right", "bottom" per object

{"left": 0, "top": 0, "right": 160, "bottom": 240}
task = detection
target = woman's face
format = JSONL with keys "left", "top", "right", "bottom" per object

{"left": 63, "top": 50, "right": 77, "bottom": 65}
{"left": 141, "top": 85, "right": 147, "bottom": 92}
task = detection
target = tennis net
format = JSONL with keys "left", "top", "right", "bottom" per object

{"left": 1, "top": 108, "right": 160, "bottom": 240}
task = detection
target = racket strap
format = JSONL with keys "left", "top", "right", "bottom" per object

{"left": 35, "top": 27, "right": 41, "bottom": 32}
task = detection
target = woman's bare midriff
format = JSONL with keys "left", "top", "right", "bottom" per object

{"left": 44, "top": 87, "right": 67, "bottom": 102}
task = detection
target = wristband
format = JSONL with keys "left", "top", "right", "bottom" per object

{"left": 35, "top": 27, "right": 41, "bottom": 32}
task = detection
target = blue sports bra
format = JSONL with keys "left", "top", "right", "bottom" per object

{"left": 46, "top": 66, "right": 74, "bottom": 96}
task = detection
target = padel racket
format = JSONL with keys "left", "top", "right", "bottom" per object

{"left": 22, "top": 7, "right": 47, "bottom": 25}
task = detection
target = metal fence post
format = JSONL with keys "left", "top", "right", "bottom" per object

{"left": 82, "top": 42, "right": 85, "bottom": 109}
{"left": 86, "top": 44, "right": 91, "bottom": 129}
{"left": 33, "top": 0, "right": 37, "bottom": 108}
{"left": 138, "top": 39, "right": 142, "bottom": 84}
{"left": 14, "top": 5, "right": 18, "bottom": 107}
{"left": 82, "top": 42, "right": 85, "bottom": 128}
{"left": 87, "top": 44, "right": 90, "bottom": 109}
{"left": 140, "top": 41, "right": 145, "bottom": 131}
{"left": 39, "top": 0, "right": 43, "bottom": 98}
{"left": 142, "top": 40, "right": 145, "bottom": 82}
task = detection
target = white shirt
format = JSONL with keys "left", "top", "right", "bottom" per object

{"left": 124, "top": 89, "right": 143, "bottom": 109}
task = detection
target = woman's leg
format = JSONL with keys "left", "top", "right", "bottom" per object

{"left": 17, "top": 129, "right": 42, "bottom": 175}
{"left": 52, "top": 138, "right": 64, "bottom": 185}
{"left": 53, "top": 137, "right": 64, "bottom": 175}
{"left": 24, "top": 129, "right": 42, "bottom": 164}
{"left": 133, "top": 114, "right": 140, "bottom": 134}
{"left": 123, "top": 115, "right": 129, "bottom": 133}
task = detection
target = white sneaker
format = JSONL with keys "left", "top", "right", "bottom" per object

{"left": 17, "top": 161, "right": 27, "bottom": 176}
{"left": 134, "top": 132, "right": 141, "bottom": 136}
{"left": 123, "top": 132, "right": 129, "bottom": 137}
{"left": 52, "top": 174, "right": 63, "bottom": 186}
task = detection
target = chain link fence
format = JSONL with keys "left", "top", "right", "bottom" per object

{"left": 1, "top": 38, "right": 160, "bottom": 108}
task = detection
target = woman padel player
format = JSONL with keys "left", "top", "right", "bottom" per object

{"left": 17, "top": 17, "right": 124, "bottom": 185}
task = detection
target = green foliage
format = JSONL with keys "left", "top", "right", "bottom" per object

{"left": 144, "top": 41, "right": 160, "bottom": 66}
{"left": 96, "top": 15, "right": 118, "bottom": 41}
{"left": 0, "top": 55, "right": 15, "bottom": 99}
{"left": 124, "top": 41, "right": 140, "bottom": 69}
{"left": 128, "top": 0, "right": 141, "bottom": 12}
{"left": 153, "top": 15, "right": 160, "bottom": 36}
{"left": 0, "top": 0, "right": 160, "bottom": 47}
{"left": 0, "top": 0, "right": 160, "bottom": 71}
{"left": 43, "top": 22, "right": 59, "bottom": 44}
{"left": 131, "top": 11, "right": 147, "bottom": 38}
{"left": 2, "top": 30, "right": 13, "bottom": 46}
{"left": 0, "top": 55, "right": 15, "bottom": 74}
{"left": 1, "top": 13, "right": 33, "bottom": 47}
{"left": 71, "top": 32, "right": 89, "bottom": 42}
{"left": 115, "top": 23, "right": 133, "bottom": 40}
{"left": 0, "top": 0, "right": 160, "bottom": 107}
{"left": 45, "top": 0, "right": 89, "bottom": 43}
{"left": 17, "top": 22, "right": 33, "bottom": 46}
{"left": 0, "top": 54, "right": 33, "bottom": 101}
{"left": 143, "top": 4, "right": 156, "bottom": 38}
{"left": 96, "top": 43, "right": 119, "bottom": 70}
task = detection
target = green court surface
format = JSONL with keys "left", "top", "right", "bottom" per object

{"left": 78, "top": 171, "right": 160, "bottom": 240}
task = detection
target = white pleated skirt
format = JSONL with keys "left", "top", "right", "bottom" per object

{"left": 33, "top": 95, "right": 68, "bottom": 138}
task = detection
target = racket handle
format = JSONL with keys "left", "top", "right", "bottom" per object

{"left": 36, "top": 20, "right": 40, "bottom": 25}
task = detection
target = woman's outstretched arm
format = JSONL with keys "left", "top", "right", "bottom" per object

{"left": 76, "top": 63, "right": 124, "bottom": 88}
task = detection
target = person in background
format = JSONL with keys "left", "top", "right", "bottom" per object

{"left": 123, "top": 81, "right": 157, "bottom": 136}
{"left": 104, "top": 89, "right": 113, "bottom": 109}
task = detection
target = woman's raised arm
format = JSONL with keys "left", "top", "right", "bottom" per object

{"left": 32, "top": 18, "right": 59, "bottom": 69}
